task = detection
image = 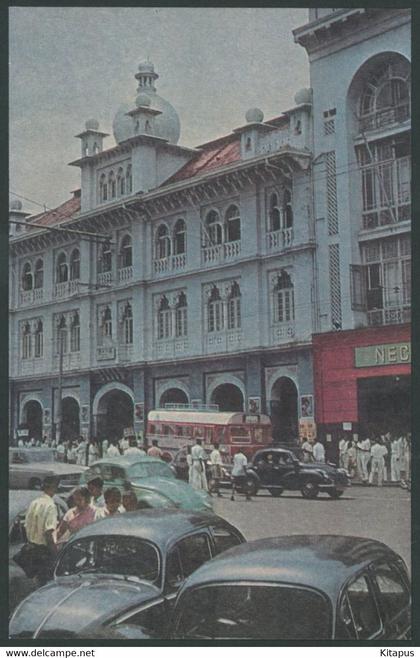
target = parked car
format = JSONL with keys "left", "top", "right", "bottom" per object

{"left": 9, "top": 490, "right": 68, "bottom": 614}
{"left": 9, "top": 448, "right": 86, "bottom": 491}
{"left": 80, "top": 454, "right": 213, "bottom": 512}
{"left": 171, "top": 535, "right": 411, "bottom": 640}
{"left": 9, "top": 509, "right": 245, "bottom": 639}
{"left": 243, "top": 447, "right": 350, "bottom": 498}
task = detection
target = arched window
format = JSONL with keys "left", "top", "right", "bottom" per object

{"left": 56, "top": 253, "right": 68, "bottom": 283}
{"left": 101, "top": 306, "right": 112, "bottom": 339}
{"left": 99, "top": 173, "right": 108, "bottom": 203}
{"left": 70, "top": 249, "right": 80, "bottom": 281}
{"left": 22, "top": 322, "right": 32, "bottom": 359}
{"left": 156, "top": 224, "right": 171, "bottom": 259}
{"left": 208, "top": 286, "right": 223, "bottom": 333}
{"left": 274, "top": 270, "right": 295, "bottom": 323}
{"left": 22, "top": 262, "right": 33, "bottom": 291}
{"left": 34, "top": 320, "right": 43, "bottom": 358}
{"left": 173, "top": 219, "right": 186, "bottom": 255}
{"left": 117, "top": 168, "right": 125, "bottom": 196}
{"left": 206, "top": 210, "right": 223, "bottom": 245}
{"left": 126, "top": 165, "right": 132, "bottom": 194}
{"left": 34, "top": 259, "right": 44, "bottom": 289}
{"left": 225, "top": 205, "right": 241, "bottom": 242}
{"left": 283, "top": 189, "right": 293, "bottom": 229}
{"left": 269, "top": 193, "right": 281, "bottom": 232}
{"left": 70, "top": 312, "right": 80, "bottom": 352}
{"left": 119, "top": 235, "right": 132, "bottom": 268}
{"left": 122, "top": 302, "right": 133, "bottom": 344}
{"left": 109, "top": 171, "right": 116, "bottom": 199}
{"left": 175, "top": 292, "right": 187, "bottom": 338}
{"left": 56, "top": 315, "right": 68, "bottom": 354}
{"left": 98, "top": 241, "right": 112, "bottom": 274}
{"left": 157, "top": 296, "right": 171, "bottom": 340}
{"left": 227, "top": 282, "right": 241, "bottom": 330}
{"left": 145, "top": 120, "right": 151, "bottom": 133}
{"left": 358, "top": 61, "right": 410, "bottom": 130}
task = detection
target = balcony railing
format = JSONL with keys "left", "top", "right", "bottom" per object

{"left": 271, "top": 322, "right": 296, "bottom": 344}
{"left": 154, "top": 254, "right": 187, "bottom": 275}
{"left": 202, "top": 241, "right": 241, "bottom": 264}
{"left": 359, "top": 104, "right": 410, "bottom": 132}
{"left": 54, "top": 280, "right": 80, "bottom": 298}
{"left": 97, "top": 271, "right": 113, "bottom": 286}
{"left": 267, "top": 228, "right": 293, "bottom": 251}
{"left": 19, "top": 288, "right": 44, "bottom": 306}
{"left": 118, "top": 266, "right": 133, "bottom": 283}
{"left": 155, "top": 337, "right": 189, "bottom": 359}
{"left": 368, "top": 306, "right": 411, "bottom": 327}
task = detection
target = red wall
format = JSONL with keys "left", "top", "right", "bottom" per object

{"left": 313, "top": 324, "right": 411, "bottom": 425}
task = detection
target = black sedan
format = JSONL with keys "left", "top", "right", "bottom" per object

{"left": 244, "top": 447, "right": 350, "bottom": 498}
{"left": 9, "top": 509, "right": 245, "bottom": 639}
{"left": 171, "top": 535, "right": 411, "bottom": 640}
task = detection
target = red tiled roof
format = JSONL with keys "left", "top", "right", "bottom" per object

{"left": 164, "top": 135, "right": 241, "bottom": 185}
{"left": 28, "top": 194, "right": 81, "bottom": 229}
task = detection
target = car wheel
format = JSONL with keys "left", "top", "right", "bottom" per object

{"left": 268, "top": 488, "right": 283, "bottom": 497}
{"left": 328, "top": 489, "right": 344, "bottom": 498}
{"left": 29, "top": 478, "right": 42, "bottom": 490}
{"left": 244, "top": 478, "right": 258, "bottom": 497}
{"left": 301, "top": 482, "right": 319, "bottom": 499}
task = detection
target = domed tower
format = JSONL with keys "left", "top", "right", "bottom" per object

{"left": 9, "top": 199, "right": 30, "bottom": 237}
{"left": 113, "top": 61, "right": 181, "bottom": 145}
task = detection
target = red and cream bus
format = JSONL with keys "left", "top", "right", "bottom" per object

{"left": 146, "top": 409, "right": 272, "bottom": 459}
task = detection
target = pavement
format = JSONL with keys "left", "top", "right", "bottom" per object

{"left": 212, "top": 484, "right": 412, "bottom": 572}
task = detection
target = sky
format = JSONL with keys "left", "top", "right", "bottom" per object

{"left": 9, "top": 7, "right": 309, "bottom": 214}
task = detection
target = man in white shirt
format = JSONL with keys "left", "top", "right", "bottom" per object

{"left": 231, "top": 448, "right": 251, "bottom": 501}
{"left": 120, "top": 436, "right": 129, "bottom": 453}
{"left": 339, "top": 437, "right": 348, "bottom": 469}
{"left": 312, "top": 440, "right": 325, "bottom": 463}
{"left": 24, "top": 476, "right": 59, "bottom": 584}
{"left": 356, "top": 437, "right": 371, "bottom": 484}
{"left": 301, "top": 438, "right": 313, "bottom": 463}
{"left": 190, "top": 439, "right": 208, "bottom": 491}
{"left": 94, "top": 487, "right": 126, "bottom": 520}
{"left": 390, "top": 436, "right": 402, "bottom": 483}
{"left": 101, "top": 438, "right": 109, "bottom": 457}
{"left": 369, "top": 438, "right": 388, "bottom": 486}
{"left": 209, "top": 442, "right": 223, "bottom": 497}
{"left": 76, "top": 437, "right": 87, "bottom": 466}
{"left": 107, "top": 441, "right": 120, "bottom": 457}
{"left": 124, "top": 437, "right": 146, "bottom": 456}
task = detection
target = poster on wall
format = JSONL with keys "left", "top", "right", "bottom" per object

{"left": 135, "top": 402, "right": 145, "bottom": 422}
{"left": 248, "top": 396, "right": 261, "bottom": 414}
{"left": 299, "top": 418, "right": 317, "bottom": 441}
{"left": 300, "top": 394, "right": 314, "bottom": 418}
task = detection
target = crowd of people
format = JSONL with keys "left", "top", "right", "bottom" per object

{"left": 301, "top": 433, "right": 411, "bottom": 487}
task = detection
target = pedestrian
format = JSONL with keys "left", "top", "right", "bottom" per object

{"left": 230, "top": 448, "right": 251, "bottom": 501}
{"left": 400, "top": 434, "right": 411, "bottom": 488}
{"left": 125, "top": 436, "right": 146, "bottom": 455}
{"left": 186, "top": 445, "right": 193, "bottom": 485}
{"left": 17, "top": 436, "right": 25, "bottom": 448}
{"left": 339, "top": 436, "right": 348, "bottom": 469}
{"left": 56, "top": 487, "right": 96, "bottom": 542}
{"left": 87, "top": 438, "right": 100, "bottom": 465}
{"left": 107, "top": 440, "right": 120, "bottom": 457}
{"left": 56, "top": 441, "right": 66, "bottom": 462}
{"left": 67, "top": 442, "right": 76, "bottom": 463}
{"left": 94, "top": 488, "right": 125, "bottom": 520}
{"left": 86, "top": 476, "right": 105, "bottom": 507}
{"left": 122, "top": 490, "right": 138, "bottom": 512}
{"left": 21, "top": 476, "right": 59, "bottom": 585}
{"left": 209, "top": 442, "right": 223, "bottom": 497}
{"left": 101, "top": 438, "right": 109, "bottom": 457}
{"left": 390, "top": 435, "right": 402, "bottom": 483}
{"left": 356, "top": 437, "right": 371, "bottom": 484}
{"left": 120, "top": 435, "right": 129, "bottom": 454}
{"left": 190, "top": 438, "right": 208, "bottom": 490}
{"left": 369, "top": 438, "right": 388, "bottom": 487}
{"left": 147, "top": 439, "right": 163, "bottom": 458}
{"left": 312, "top": 439, "right": 325, "bottom": 463}
{"left": 346, "top": 440, "right": 357, "bottom": 478}
{"left": 301, "top": 437, "right": 313, "bottom": 463}
{"left": 76, "top": 436, "right": 87, "bottom": 466}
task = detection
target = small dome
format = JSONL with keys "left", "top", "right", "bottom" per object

{"left": 136, "top": 93, "right": 151, "bottom": 107}
{"left": 85, "top": 118, "right": 100, "bottom": 130}
{"left": 138, "top": 61, "right": 155, "bottom": 74}
{"left": 245, "top": 107, "right": 264, "bottom": 123}
{"left": 294, "top": 88, "right": 313, "bottom": 105}
{"left": 10, "top": 199, "right": 22, "bottom": 211}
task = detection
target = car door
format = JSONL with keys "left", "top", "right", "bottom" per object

{"left": 209, "top": 524, "right": 244, "bottom": 556}
{"left": 253, "top": 451, "right": 275, "bottom": 486}
{"left": 165, "top": 532, "right": 213, "bottom": 606}
{"left": 336, "top": 572, "right": 384, "bottom": 639}
{"left": 369, "top": 561, "right": 411, "bottom": 638}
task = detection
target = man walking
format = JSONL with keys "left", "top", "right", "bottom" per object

{"left": 231, "top": 447, "right": 251, "bottom": 501}
{"left": 369, "top": 438, "right": 388, "bottom": 487}
{"left": 209, "top": 442, "right": 223, "bottom": 497}
{"left": 356, "top": 437, "right": 371, "bottom": 484}
{"left": 147, "top": 439, "right": 163, "bottom": 458}
{"left": 107, "top": 440, "right": 120, "bottom": 457}
{"left": 390, "top": 435, "right": 402, "bottom": 483}
{"left": 190, "top": 438, "right": 208, "bottom": 491}
{"left": 301, "top": 437, "right": 313, "bottom": 463}
{"left": 124, "top": 436, "right": 146, "bottom": 455}
{"left": 23, "top": 476, "right": 59, "bottom": 585}
{"left": 312, "top": 439, "right": 325, "bottom": 463}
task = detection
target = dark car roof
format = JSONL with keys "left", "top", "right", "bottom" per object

{"left": 65, "top": 509, "right": 234, "bottom": 551}
{"left": 179, "top": 535, "right": 403, "bottom": 601}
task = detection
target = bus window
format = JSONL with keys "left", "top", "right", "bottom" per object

{"left": 149, "top": 424, "right": 156, "bottom": 435}
{"left": 175, "top": 425, "right": 183, "bottom": 437}
{"left": 162, "top": 424, "right": 171, "bottom": 436}
{"left": 185, "top": 426, "right": 193, "bottom": 438}
{"left": 230, "top": 426, "right": 251, "bottom": 443}
{"left": 204, "top": 427, "right": 213, "bottom": 442}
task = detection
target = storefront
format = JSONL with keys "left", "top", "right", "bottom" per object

{"left": 313, "top": 324, "right": 411, "bottom": 461}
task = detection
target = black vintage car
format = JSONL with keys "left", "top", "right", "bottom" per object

{"left": 171, "top": 535, "right": 411, "bottom": 640}
{"left": 9, "top": 509, "right": 245, "bottom": 639}
{"left": 244, "top": 447, "right": 350, "bottom": 498}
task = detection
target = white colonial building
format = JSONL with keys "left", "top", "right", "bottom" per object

{"left": 10, "top": 8, "right": 411, "bottom": 451}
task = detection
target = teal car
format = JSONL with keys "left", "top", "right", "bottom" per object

{"left": 80, "top": 455, "right": 213, "bottom": 512}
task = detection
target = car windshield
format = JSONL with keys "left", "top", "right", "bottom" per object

{"left": 128, "top": 462, "right": 175, "bottom": 480}
{"left": 56, "top": 535, "right": 160, "bottom": 583}
{"left": 177, "top": 584, "right": 331, "bottom": 639}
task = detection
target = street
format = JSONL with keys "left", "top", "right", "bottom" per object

{"left": 213, "top": 485, "right": 412, "bottom": 572}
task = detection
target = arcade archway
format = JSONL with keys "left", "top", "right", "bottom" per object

{"left": 269, "top": 377, "right": 298, "bottom": 443}
{"left": 61, "top": 397, "right": 80, "bottom": 442}
{"left": 22, "top": 400, "right": 43, "bottom": 440}
{"left": 96, "top": 389, "right": 134, "bottom": 442}
{"left": 211, "top": 383, "right": 244, "bottom": 412}
{"left": 159, "top": 388, "right": 189, "bottom": 407}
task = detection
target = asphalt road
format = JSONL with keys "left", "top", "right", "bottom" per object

{"left": 212, "top": 484, "right": 412, "bottom": 571}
